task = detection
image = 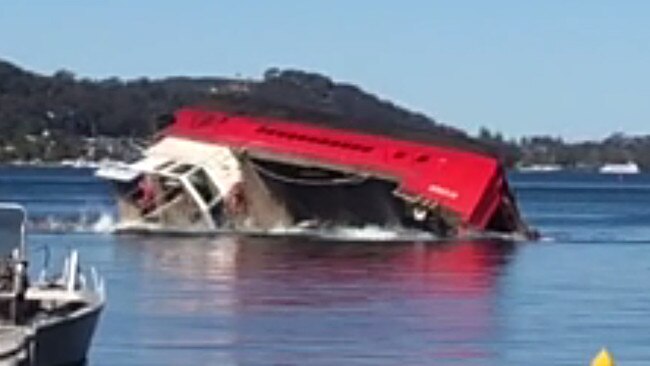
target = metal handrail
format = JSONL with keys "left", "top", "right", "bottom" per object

{"left": 140, "top": 186, "right": 184, "bottom": 217}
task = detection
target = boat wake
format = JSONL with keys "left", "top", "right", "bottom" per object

{"left": 113, "top": 222, "right": 531, "bottom": 243}
{"left": 27, "top": 211, "right": 116, "bottom": 234}
{"left": 111, "top": 221, "right": 439, "bottom": 241}
{"left": 265, "top": 224, "right": 437, "bottom": 242}
{"left": 26, "top": 211, "right": 529, "bottom": 243}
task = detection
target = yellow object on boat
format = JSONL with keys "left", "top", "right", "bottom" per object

{"left": 591, "top": 348, "right": 615, "bottom": 366}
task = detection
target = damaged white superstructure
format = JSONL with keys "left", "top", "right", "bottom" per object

{"left": 97, "top": 136, "right": 293, "bottom": 233}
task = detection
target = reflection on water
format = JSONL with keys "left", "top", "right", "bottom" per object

{"left": 102, "top": 236, "right": 514, "bottom": 365}
{"left": 10, "top": 168, "right": 650, "bottom": 365}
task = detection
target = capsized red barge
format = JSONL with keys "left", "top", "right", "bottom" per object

{"left": 98, "top": 107, "right": 533, "bottom": 238}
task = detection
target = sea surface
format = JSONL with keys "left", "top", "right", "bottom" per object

{"left": 2, "top": 166, "right": 650, "bottom": 365}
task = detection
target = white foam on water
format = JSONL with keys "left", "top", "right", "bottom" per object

{"left": 327, "top": 225, "right": 402, "bottom": 240}
{"left": 266, "top": 225, "right": 310, "bottom": 235}
{"left": 27, "top": 210, "right": 116, "bottom": 234}
{"left": 90, "top": 212, "right": 116, "bottom": 233}
{"left": 284, "top": 224, "right": 436, "bottom": 242}
{"left": 240, "top": 222, "right": 437, "bottom": 242}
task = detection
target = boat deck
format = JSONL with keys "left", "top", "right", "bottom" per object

{"left": 0, "top": 325, "right": 29, "bottom": 363}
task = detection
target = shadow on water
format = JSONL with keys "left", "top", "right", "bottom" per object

{"left": 102, "top": 235, "right": 517, "bottom": 365}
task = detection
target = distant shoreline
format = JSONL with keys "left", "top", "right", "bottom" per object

{"left": 0, "top": 160, "right": 103, "bottom": 169}
{"left": 0, "top": 162, "right": 645, "bottom": 176}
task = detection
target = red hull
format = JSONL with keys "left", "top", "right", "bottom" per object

{"left": 167, "top": 108, "right": 516, "bottom": 232}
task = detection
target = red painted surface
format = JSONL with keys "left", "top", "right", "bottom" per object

{"left": 166, "top": 108, "right": 508, "bottom": 229}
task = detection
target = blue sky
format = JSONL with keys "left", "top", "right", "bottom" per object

{"left": 1, "top": 1, "right": 649, "bottom": 140}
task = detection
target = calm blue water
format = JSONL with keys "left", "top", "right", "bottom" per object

{"left": 2, "top": 167, "right": 650, "bottom": 365}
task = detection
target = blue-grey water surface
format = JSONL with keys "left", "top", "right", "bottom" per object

{"left": 2, "top": 166, "right": 650, "bottom": 365}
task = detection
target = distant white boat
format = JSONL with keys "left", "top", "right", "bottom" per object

{"left": 598, "top": 162, "right": 640, "bottom": 174}
{"left": 517, "top": 164, "right": 563, "bottom": 172}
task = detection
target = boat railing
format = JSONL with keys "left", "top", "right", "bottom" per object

{"left": 141, "top": 187, "right": 186, "bottom": 219}
{"left": 123, "top": 179, "right": 184, "bottom": 217}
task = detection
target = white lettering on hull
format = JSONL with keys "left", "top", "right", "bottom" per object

{"left": 427, "top": 184, "right": 459, "bottom": 200}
